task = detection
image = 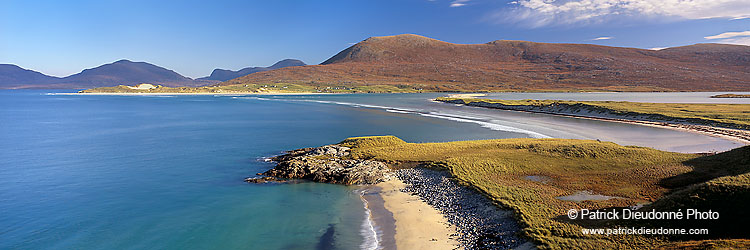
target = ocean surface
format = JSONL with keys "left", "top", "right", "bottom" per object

{"left": 1, "top": 90, "right": 746, "bottom": 249}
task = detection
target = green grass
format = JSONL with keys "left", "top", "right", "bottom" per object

{"left": 337, "top": 136, "right": 750, "bottom": 249}
{"left": 436, "top": 97, "right": 750, "bottom": 130}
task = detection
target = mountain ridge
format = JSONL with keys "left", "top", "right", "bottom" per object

{"left": 225, "top": 34, "right": 750, "bottom": 92}
{"left": 56, "top": 59, "right": 200, "bottom": 88}
{"left": 0, "top": 59, "right": 305, "bottom": 89}
{"left": 197, "top": 59, "right": 305, "bottom": 82}
{"left": 0, "top": 64, "right": 62, "bottom": 89}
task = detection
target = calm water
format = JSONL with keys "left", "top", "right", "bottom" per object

{"left": 0, "top": 90, "right": 745, "bottom": 249}
{"left": 0, "top": 90, "right": 515, "bottom": 250}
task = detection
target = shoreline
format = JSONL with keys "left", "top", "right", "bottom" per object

{"left": 445, "top": 93, "right": 488, "bottom": 98}
{"left": 520, "top": 108, "right": 750, "bottom": 145}
{"left": 54, "top": 92, "right": 343, "bottom": 96}
{"left": 365, "top": 169, "right": 529, "bottom": 249}
{"left": 262, "top": 138, "right": 526, "bottom": 249}
{"left": 365, "top": 178, "right": 459, "bottom": 250}
{"left": 438, "top": 99, "right": 750, "bottom": 146}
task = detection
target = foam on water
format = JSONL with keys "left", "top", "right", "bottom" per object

{"left": 359, "top": 190, "right": 381, "bottom": 250}
{"left": 419, "top": 113, "right": 550, "bottom": 138}
{"left": 384, "top": 109, "right": 411, "bottom": 114}
{"left": 239, "top": 97, "right": 550, "bottom": 139}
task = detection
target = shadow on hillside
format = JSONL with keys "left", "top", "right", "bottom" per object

{"left": 659, "top": 145, "right": 750, "bottom": 189}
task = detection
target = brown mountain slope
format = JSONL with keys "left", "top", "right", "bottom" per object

{"left": 223, "top": 34, "right": 749, "bottom": 92}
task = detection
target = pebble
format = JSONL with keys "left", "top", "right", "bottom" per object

{"left": 396, "top": 168, "right": 525, "bottom": 250}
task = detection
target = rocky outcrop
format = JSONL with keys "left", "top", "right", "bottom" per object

{"left": 244, "top": 176, "right": 290, "bottom": 184}
{"left": 260, "top": 145, "right": 393, "bottom": 185}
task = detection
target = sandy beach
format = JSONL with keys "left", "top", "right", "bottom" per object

{"left": 55, "top": 92, "right": 341, "bottom": 96}
{"left": 437, "top": 98, "right": 750, "bottom": 146}
{"left": 373, "top": 179, "right": 459, "bottom": 250}
{"left": 509, "top": 109, "right": 750, "bottom": 145}
{"left": 446, "top": 93, "right": 487, "bottom": 98}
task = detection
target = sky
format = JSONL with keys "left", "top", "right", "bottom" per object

{"left": 1, "top": 0, "right": 748, "bottom": 78}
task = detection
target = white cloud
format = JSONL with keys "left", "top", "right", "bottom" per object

{"left": 505, "top": 0, "right": 750, "bottom": 27}
{"left": 715, "top": 36, "right": 750, "bottom": 46}
{"left": 704, "top": 30, "right": 750, "bottom": 46}
{"left": 450, "top": 0, "right": 469, "bottom": 7}
{"left": 648, "top": 47, "right": 667, "bottom": 50}
{"left": 704, "top": 31, "right": 750, "bottom": 40}
{"left": 592, "top": 36, "right": 613, "bottom": 40}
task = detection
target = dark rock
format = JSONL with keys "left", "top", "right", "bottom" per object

{"left": 244, "top": 176, "right": 289, "bottom": 184}
{"left": 262, "top": 144, "right": 393, "bottom": 185}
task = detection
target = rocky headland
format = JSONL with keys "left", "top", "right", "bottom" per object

{"left": 251, "top": 136, "right": 750, "bottom": 248}
{"left": 252, "top": 140, "right": 526, "bottom": 249}
{"left": 259, "top": 145, "right": 393, "bottom": 185}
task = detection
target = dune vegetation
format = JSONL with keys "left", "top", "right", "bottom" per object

{"left": 335, "top": 135, "right": 750, "bottom": 249}
{"left": 711, "top": 94, "right": 750, "bottom": 98}
{"left": 437, "top": 97, "right": 750, "bottom": 130}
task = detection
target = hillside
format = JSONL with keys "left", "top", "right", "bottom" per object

{"left": 56, "top": 60, "right": 204, "bottom": 88}
{"left": 2, "top": 59, "right": 311, "bottom": 89}
{"left": 197, "top": 59, "right": 305, "bottom": 81}
{"left": 0, "top": 60, "right": 210, "bottom": 89}
{"left": 0, "top": 64, "right": 61, "bottom": 89}
{"left": 223, "top": 34, "right": 750, "bottom": 92}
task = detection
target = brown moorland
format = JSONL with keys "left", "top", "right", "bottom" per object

{"left": 222, "top": 34, "right": 750, "bottom": 92}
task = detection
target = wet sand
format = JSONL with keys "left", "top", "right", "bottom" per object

{"left": 360, "top": 186, "right": 397, "bottom": 250}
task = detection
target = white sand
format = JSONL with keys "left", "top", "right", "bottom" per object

{"left": 376, "top": 179, "right": 459, "bottom": 250}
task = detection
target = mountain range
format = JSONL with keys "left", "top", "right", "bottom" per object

{"left": 0, "top": 59, "right": 305, "bottom": 89}
{"left": 4, "top": 34, "right": 749, "bottom": 91}
{"left": 197, "top": 59, "right": 305, "bottom": 82}
{"left": 223, "top": 34, "right": 750, "bottom": 92}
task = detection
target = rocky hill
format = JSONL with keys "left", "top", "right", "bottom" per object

{"left": 0, "top": 60, "right": 210, "bottom": 89}
{"left": 197, "top": 59, "right": 305, "bottom": 81}
{"left": 57, "top": 60, "right": 203, "bottom": 88}
{"left": 223, "top": 34, "right": 750, "bottom": 92}
{"left": 0, "top": 64, "right": 61, "bottom": 89}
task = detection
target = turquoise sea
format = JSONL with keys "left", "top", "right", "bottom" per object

{"left": 1, "top": 90, "right": 745, "bottom": 249}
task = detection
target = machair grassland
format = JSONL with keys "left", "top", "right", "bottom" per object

{"left": 337, "top": 136, "right": 750, "bottom": 249}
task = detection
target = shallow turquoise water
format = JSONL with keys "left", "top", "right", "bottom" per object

{"left": 0, "top": 90, "right": 513, "bottom": 250}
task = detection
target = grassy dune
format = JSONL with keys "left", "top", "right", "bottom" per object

{"left": 437, "top": 97, "right": 750, "bottom": 130}
{"left": 338, "top": 136, "right": 750, "bottom": 249}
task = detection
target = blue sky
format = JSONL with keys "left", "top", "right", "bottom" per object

{"left": 1, "top": 0, "right": 748, "bottom": 78}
